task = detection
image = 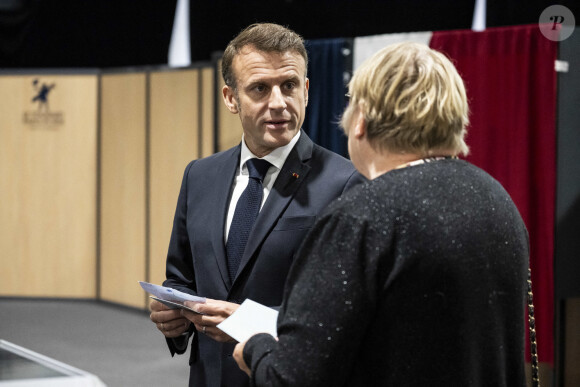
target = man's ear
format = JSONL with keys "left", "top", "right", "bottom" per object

{"left": 304, "top": 78, "right": 309, "bottom": 107}
{"left": 222, "top": 85, "right": 239, "bottom": 114}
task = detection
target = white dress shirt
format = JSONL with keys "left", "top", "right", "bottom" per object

{"left": 224, "top": 131, "right": 301, "bottom": 243}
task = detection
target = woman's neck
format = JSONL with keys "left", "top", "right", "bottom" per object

{"left": 364, "top": 150, "right": 456, "bottom": 180}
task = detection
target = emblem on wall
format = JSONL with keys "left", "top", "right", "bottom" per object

{"left": 23, "top": 78, "right": 65, "bottom": 127}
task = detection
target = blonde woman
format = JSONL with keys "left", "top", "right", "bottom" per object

{"left": 234, "top": 42, "right": 529, "bottom": 386}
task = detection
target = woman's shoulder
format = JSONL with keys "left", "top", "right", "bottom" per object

{"left": 322, "top": 177, "right": 397, "bottom": 222}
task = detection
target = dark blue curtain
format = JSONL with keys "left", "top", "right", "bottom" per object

{"left": 304, "top": 38, "right": 350, "bottom": 158}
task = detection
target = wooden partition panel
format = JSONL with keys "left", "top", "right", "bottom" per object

{"left": 148, "top": 69, "right": 200, "bottom": 288}
{"left": 100, "top": 73, "right": 147, "bottom": 308}
{"left": 201, "top": 67, "right": 215, "bottom": 158}
{"left": 0, "top": 74, "right": 97, "bottom": 297}
{"left": 217, "top": 60, "right": 243, "bottom": 151}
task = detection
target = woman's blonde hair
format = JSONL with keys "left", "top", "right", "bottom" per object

{"left": 341, "top": 42, "right": 469, "bottom": 156}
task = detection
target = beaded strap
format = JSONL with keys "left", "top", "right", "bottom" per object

{"left": 528, "top": 267, "right": 540, "bottom": 387}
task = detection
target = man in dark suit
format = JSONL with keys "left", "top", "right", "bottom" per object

{"left": 149, "top": 23, "right": 363, "bottom": 387}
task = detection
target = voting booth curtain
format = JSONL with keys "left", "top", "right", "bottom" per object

{"left": 304, "top": 38, "right": 349, "bottom": 158}
{"left": 310, "top": 24, "right": 556, "bottom": 365}
{"left": 430, "top": 24, "right": 557, "bottom": 365}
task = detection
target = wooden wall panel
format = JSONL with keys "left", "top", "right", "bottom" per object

{"left": 0, "top": 65, "right": 217, "bottom": 305}
{"left": 201, "top": 67, "right": 215, "bottom": 158}
{"left": 100, "top": 73, "right": 147, "bottom": 308}
{"left": 0, "top": 74, "right": 97, "bottom": 297}
{"left": 217, "top": 60, "right": 243, "bottom": 151}
{"left": 148, "top": 69, "right": 199, "bottom": 288}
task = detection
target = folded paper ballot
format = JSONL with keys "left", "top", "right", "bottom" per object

{"left": 217, "top": 299, "right": 278, "bottom": 343}
{"left": 139, "top": 281, "right": 206, "bottom": 314}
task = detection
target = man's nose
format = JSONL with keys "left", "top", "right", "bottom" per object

{"left": 268, "top": 86, "right": 287, "bottom": 110}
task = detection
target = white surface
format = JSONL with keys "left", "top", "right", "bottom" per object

{"left": 217, "top": 299, "right": 278, "bottom": 343}
{"left": 353, "top": 31, "right": 433, "bottom": 71}
{"left": 168, "top": 0, "right": 191, "bottom": 67}
{"left": 0, "top": 340, "right": 106, "bottom": 386}
{"left": 472, "top": 0, "right": 486, "bottom": 31}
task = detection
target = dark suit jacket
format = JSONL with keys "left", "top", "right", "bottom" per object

{"left": 163, "top": 131, "right": 363, "bottom": 387}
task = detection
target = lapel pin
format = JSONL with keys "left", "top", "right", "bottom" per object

{"left": 292, "top": 172, "right": 299, "bottom": 179}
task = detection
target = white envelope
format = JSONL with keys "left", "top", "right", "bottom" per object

{"left": 217, "top": 299, "right": 278, "bottom": 343}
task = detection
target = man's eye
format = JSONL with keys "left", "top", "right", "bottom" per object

{"left": 284, "top": 82, "right": 296, "bottom": 90}
{"left": 254, "top": 85, "right": 266, "bottom": 92}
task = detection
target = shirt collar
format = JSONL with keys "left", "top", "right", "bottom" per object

{"left": 239, "top": 131, "right": 301, "bottom": 174}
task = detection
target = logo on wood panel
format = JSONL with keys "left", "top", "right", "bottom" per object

{"left": 23, "top": 79, "right": 65, "bottom": 127}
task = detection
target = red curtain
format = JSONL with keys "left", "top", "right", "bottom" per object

{"left": 430, "top": 25, "right": 557, "bottom": 364}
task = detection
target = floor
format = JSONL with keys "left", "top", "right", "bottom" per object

{"left": 0, "top": 298, "right": 190, "bottom": 386}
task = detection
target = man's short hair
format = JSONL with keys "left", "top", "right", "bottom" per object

{"left": 342, "top": 42, "right": 469, "bottom": 156}
{"left": 221, "top": 23, "right": 308, "bottom": 89}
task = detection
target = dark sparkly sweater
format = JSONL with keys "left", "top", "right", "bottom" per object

{"left": 244, "top": 159, "right": 529, "bottom": 387}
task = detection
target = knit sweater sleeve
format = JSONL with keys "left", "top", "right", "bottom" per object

{"left": 243, "top": 196, "right": 390, "bottom": 386}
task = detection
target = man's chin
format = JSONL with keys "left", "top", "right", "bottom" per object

{"left": 264, "top": 129, "right": 298, "bottom": 145}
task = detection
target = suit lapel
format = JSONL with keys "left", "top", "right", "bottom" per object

{"left": 211, "top": 146, "right": 241, "bottom": 290}
{"left": 233, "top": 132, "right": 314, "bottom": 284}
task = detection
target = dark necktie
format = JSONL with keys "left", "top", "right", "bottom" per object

{"left": 226, "top": 158, "right": 271, "bottom": 282}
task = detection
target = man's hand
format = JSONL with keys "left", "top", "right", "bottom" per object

{"left": 149, "top": 299, "right": 191, "bottom": 338}
{"left": 181, "top": 298, "right": 240, "bottom": 342}
{"left": 234, "top": 340, "right": 251, "bottom": 376}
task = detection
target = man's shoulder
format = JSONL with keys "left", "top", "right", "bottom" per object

{"left": 310, "top": 143, "right": 353, "bottom": 169}
{"left": 199, "top": 146, "right": 239, "bottom": 163}
{"left": 186, "top": 146, "right": 238, "bottom": 169}
{"left": 177, "top": 147, "right": 239, "bottom": 185}
{"left": 306, "top": 143, "right": 366, "bottom": 191}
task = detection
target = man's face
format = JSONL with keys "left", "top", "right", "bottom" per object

{"left": 222, "top": 47, "right": 309, "bottom": 157}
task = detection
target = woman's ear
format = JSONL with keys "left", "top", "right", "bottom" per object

{"left": 353, "top": 106, "right": 367, "bottom": 139}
